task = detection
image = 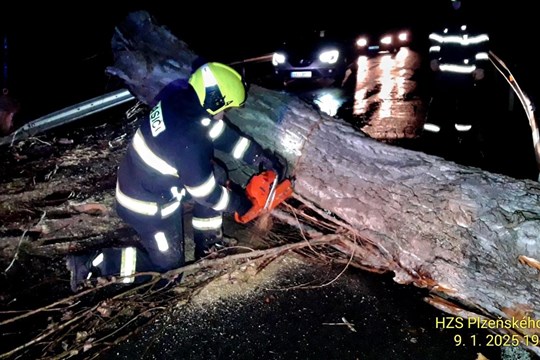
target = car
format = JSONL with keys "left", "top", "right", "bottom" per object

{"left": 271, "top": 30, "right": 352, "bottom": 87}
{"left": 355, "top": 29, "right": 411, "bottom": 55}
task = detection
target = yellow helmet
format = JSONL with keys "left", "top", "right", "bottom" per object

{"left": 188, "top": 62, "right": 246, "bottom": 115}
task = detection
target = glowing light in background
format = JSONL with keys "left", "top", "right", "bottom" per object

{"left": 314, "top": 93, "right": 341, "bottom": 116}
{"left": 352, "top": 47, "right": 416, "bottom": 140}
{"left": 397, "top": 70, "right": 407, "bottom": 98}
{"left": 356, "top": 37, "right": 368, "bottom": 47}
{"left": 353, "top": 56, "right": 369, "bottom": 115}
{"left": 395, "top": 48, "right": 411, "bottom": 98}
{"left": 395, "top": 47, "right": 409, "bottom": 64}
{"left": 398, "top": 32, "right": 409, "bottom": 41}
{"left": 379, "top": 54, "right": 396, "bottom": 119}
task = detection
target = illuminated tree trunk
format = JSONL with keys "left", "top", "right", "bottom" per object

{"left": 107, "top": 11, "right": 540, "bottom": 354}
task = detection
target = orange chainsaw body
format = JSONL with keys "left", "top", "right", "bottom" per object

{"left": 235, "top": 170, "right": 294, "bottom": 224}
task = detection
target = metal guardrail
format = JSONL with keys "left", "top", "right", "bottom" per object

{"left": 489, "top": 51, "right": 540, "bottom": 181}
{"left": 0, "top": 89, "right": 135, "bottom": 147}
{"left": 0, "top": 55, "right": 273, "bottom": 148}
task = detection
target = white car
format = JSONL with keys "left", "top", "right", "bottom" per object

{"left": 271, "top": 30, "right": 352, "bottom": 86}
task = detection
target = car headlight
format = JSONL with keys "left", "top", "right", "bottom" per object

{"left": 380, "top": 36, "right": 392, "bottom": 45}
{"left": 319, "top": 49, "right": 339, "bottom": 64}
{"left": 356, "top": 37, "right": 368, "bottom": 47}
{"left": 398, "top": 32, "right": 408, "bottom": 42}
{"left": 272, "top": 52, "right": 286, "bottom": 66}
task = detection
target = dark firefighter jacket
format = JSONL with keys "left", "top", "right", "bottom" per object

{"left": 116, "top": 80, "right": 266, "bottom": 219}
{"left": 428, "top": 7, "right": 489, "bottom": 80}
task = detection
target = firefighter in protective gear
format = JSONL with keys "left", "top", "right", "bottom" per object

{"left": 66, "top": 62, "right": 285, "bottom": 292}
{"left": 424, "top": 0, "right": 490, "bottom": 141}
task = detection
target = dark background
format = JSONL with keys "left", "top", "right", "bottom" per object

{"left": 1, "top": 1, "right": 537, "bottom": 122}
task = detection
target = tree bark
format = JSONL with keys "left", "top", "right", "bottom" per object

{"left": 106, "top": 11, "right": 540, "bottom": 353}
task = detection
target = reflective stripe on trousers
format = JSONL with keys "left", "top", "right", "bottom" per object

{"left": 120, "top": 247, "right": 137, "bottom": 283}
{"left": 192, "top": 215, "right": 223, "bottom": 231}
{"left": 115, "top": 182, "right": 184, "bottom": 219}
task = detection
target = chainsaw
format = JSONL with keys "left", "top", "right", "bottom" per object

{"left": 234, "top": 170, "right": 294, "bottom": 224}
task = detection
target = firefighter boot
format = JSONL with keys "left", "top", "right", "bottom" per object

{"left": 194, "top": 229, "right": 228, "bottom": 260}
{"left": 65, "top": 251, "right": 101, "bottom": 292}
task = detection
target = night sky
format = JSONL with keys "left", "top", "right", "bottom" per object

{"left": 1, "top": 1, "right": 536, "bottom": 121}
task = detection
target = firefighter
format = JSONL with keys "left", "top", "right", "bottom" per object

{"left": 66, "top": 62, "right": 285, "bottom": 292}
{"left": 423, "top": 0, "right": 490, "bottom": 154}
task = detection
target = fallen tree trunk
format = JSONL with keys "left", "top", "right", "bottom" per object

{"left": 105, "top": 10, "right": 540, "bottom": 353}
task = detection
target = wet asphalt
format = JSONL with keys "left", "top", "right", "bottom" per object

{"left": 104, "top": 256, "right": 507, "bottom": 360}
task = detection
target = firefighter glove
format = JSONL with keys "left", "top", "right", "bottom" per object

{"left": 255, "top": 151, "right": 287, "bottom": 181}
{"left": 472, "top": 68, "right": 485, "bottom": 81}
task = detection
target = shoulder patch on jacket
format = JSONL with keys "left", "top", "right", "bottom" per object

{"left": 149, "top": 101, "right": 166, "bottom": 137}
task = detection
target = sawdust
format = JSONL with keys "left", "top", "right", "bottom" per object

{"left": 253, "top": 212, "right": 274, "bottom": 233}
{"left": 189, "top": 254, "right": 304, "bottom": 306}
